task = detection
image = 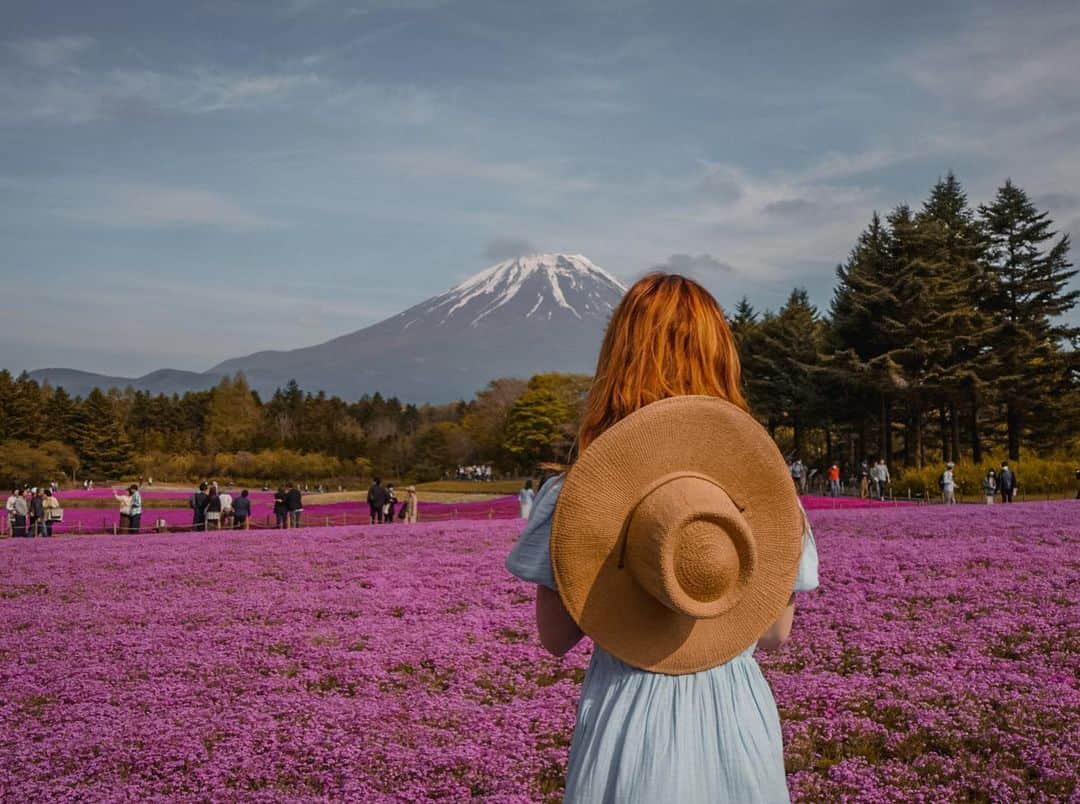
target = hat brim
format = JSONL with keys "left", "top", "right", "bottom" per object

{"left": 551, "top": 396, "right": 804, "bottom": 675}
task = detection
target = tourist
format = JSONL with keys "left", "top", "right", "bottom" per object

{"left": 858, "top": 459, "right": 870, "bottom": 498}
{"left": 1075, "top": 467, "right": 1080, "bottom": 500}
{"left": 29, "top": 488, "right": 46, "bottom": 537}
{"left": 878, "top": 459, "right": 891, "bottom": 500}
{"left": 285, "top": 483, "right": 303, "bottom": 529}
{"left": 10, "top": 489, "right": 28, "bottom": 537}
{"left": 404, "top": 486, "right": 418, "bottom": 523}
{"left": 940, "top": 462, "right": 958, "bottom": 505}
{"left": 998, "top": 461, "right": 1018, "bottom": 503}
{"left": 204, "top": 488, "right": 222, "bottom": 529}
{"left": 114, "top": 486, "right": 133, "bottom": 533}
{"left": 367, "top": 478, "right": 387, "bottom": 524}
{"left": 128, "top": 484, "right": 143, "bottom": 534}
{"left": 190, "top": 483, "right": 209, "bottom": 531}
{"left": 827, "top": 463, "right": 841, "bottom": 497}
{"left": 384, "top": 485, "right": 398, "bottom": 523}
{"left": 506, "top": 272, "right": 819, "bottom": 801}
{"left": 233, "top": 489, "right": 251, "bottom": 530}
{"left": 42, "top": 488, "right": 61, "bottom": 536}
{"left": 789, "top": 458, "right": 805, "bottom": 494}
{"left": 273, "top": 487, "right": 288, "bottom": 529}
{"left": 519, "top": 479, "right": 535, "bottom": 519}
{"left": 983, "top": 469, "right": 997, "bottom": 505}
{"left": 219, "top": 489, "right": 233, "bottom": 529}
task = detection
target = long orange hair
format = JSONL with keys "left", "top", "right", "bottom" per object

{"left": 576, "top": 272, "right": 747, "bottom": 456}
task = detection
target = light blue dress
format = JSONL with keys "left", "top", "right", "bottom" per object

{"left": 506, "top": 476, "right": 819, "bottom": 803}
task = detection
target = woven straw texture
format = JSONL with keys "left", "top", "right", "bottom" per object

{"left": 551, "top": 395, "right": 803, "bottom": 675}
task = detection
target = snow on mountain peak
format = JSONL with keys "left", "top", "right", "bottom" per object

{"left": 420, "top": 253, "right": 626, "bottom": 328}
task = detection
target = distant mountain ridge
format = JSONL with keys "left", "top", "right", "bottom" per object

{"left": 29, "top": 254, "right": 626, "bottom": 402}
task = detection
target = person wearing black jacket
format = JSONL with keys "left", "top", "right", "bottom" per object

{"left": 998, "top": 462, "right": 1018, "bottom": 503}
{"left": 29, "top": 489, "right": 46, "bottom": 538}
{"left": 190, "top": 482, "right": 208, "bottom": 531}
{"left": 233, "top": 489, "right": 252, "bottom": 530}
{"left": 273, "top": 488, "right": 288, "bottom": 529}
{"left": 367, "top": 478, "right": 387, "bottom": 524}
{"left": 285, "top": 484, "right": 303, "bottom": 528}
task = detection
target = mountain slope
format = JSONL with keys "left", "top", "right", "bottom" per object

{"left": 210, "top": 254, "right": 625, "bottom": 401}
{"left": 29, "top": 254, "right": 626, "bottom": 402}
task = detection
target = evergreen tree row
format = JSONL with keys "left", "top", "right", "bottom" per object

{"left": 733, "top": 174, "right": 1078, "bottom": 468}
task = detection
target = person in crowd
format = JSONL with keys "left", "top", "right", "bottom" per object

{"left": 983, "top": 469, "right": 997, "bottom": 505}
{"left": 204, "top": 487, "right": 223, "bottom": 529}
{"left": 506, "top": 272, "right": 819, "bottom": 802}
{"left": 285, "top": 483, "right": 303, "bottom": 529}
{"left": 219, "top": 489, "right": 234, "bottom": 529}
{"left": 384, "top": 485, "right": 398, "bottom": 523}
{"left": 42, "top": 488, "right": 60, "bottom": 536}
{"left": 940, "top": 462, "right": 958, "bottom": 505}
{"left": 114, "top": 486, "right": 133, "bottom": 533}
{"left": 233, "top": 489, "right": 251, "bottom": 530}
{"left": 9, "top": 489, "right": 28, "bottom": 537}
{"left": 789, "top": 459, "right": 805, "bottom": 494}
{"left": 5, "top": 489, "right": 19, "bottom": 537}
{"left": 828, "top": 463, "right": 841, "bottom": 498}
{"left": 404, "top": 486, "right": 418, "bottom": 523}
{"left": 858, "top": 459, "right": 871, "bottom": 498}
{"left": 519, "top": 479, "right": 535, "bottom": 519}
{"left": 29, "top": 488, "right": 46, "bottom": 537}
{"left": 1074, "top": 467, "right": 1080, "bottom": 500}
{"left": 190, "top": 482, "right": 209, "bottom": 531}
{"left": 998, "top": 461, "right": 1018, "bottom": 503}
{"left": 878, "top": 459, "right": 891, "bottom": 500}
{"left": 367, "top": 478, "right": 387, "bottom": 524}
{"left": 128, "top": 484, "right": 143, "bottom": 534}
{"left": 273, "top": 487, "right": 289, "bottom": 529}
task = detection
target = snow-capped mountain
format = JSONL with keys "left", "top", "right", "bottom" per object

{"left": 397, "top": 253, "right": 624, "bottom": 331}
{"left": 32, "top": 254, "right": 627, "bottom": 402}
{"left": 209, "top": 253, "right": 625, "bottom": 401}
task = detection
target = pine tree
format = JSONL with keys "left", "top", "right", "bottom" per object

{"left": 978, "top": 179, "right": 1078, "bottom": 458}
{"left": 72, "top": 389, "right": 134, "bottom": 477}
{"left": 752, "top": 290, "right": 826, "bottom": 457}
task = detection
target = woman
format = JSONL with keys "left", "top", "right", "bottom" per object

{"left": 114, "top": 487, "right": 133, "bottom": 534}
{"left": 404, "top": 486, "right": 419, "bottom": 524}
{"left": 274, "top": 487, "right": 288, "bottom": 529}
{"left": 506, "top": 273, "right": 819, "bottom": 802}
{"left": 42, "top": 488, "right": 60, "bottom": 537}
{"left": 518, "top": 479, "right": 535, "bottom": 519}
{"left": 204, "top": 488, "right": 222, "bottom": 530}
{"left": 983, "top": 469, "right": 997, "bottom": 505}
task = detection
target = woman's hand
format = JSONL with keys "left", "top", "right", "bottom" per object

{"left": 757, "top": 595, "right": 796, "bottom": 651}
{"left": 536, "top": 586, "right": 584, "bottom": 657}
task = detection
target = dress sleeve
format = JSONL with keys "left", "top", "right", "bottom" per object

{"left": 505, "top": 475, "right": 565, "bottom": 591}
{"left": 793, "top": 504, "right": 820, "bottom": 593}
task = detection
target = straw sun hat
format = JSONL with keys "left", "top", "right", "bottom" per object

{"left": 551, "top": 395, "right": 805, "bottom": 675}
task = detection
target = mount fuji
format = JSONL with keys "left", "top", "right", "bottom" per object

{"left": 31, "top": 254, "right": 627, "bottom": 402}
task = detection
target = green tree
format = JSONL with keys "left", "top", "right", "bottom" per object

{"left": 504, "top": 385, "right": 573, "bottom": 469}
{"left": 978, "top": 179, "right": 1078, "bottom": 458}
{"left": 72, "top": 389, "right": 134, "bottom": 477}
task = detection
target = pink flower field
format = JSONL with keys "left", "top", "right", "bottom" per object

{"left": 0, "top": 503, "right": 1077, "bottom": 801}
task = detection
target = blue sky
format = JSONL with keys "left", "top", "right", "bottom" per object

{"left": 2, "top": 0, "right": 1078, "bottom": 376}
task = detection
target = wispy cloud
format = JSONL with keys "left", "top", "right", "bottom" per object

{"left": 0, "top": 38, "right": 320, "bottom": 125}
{"left": 8, "top": 35, "right": 94, "bottom": 68}
{"left": 483, "top": 236, "right": 538, "bottom": 262}
{"left": 59, "top": 183, "right": 278, "bottom": 231}
{"left": 901, "top": 7, "right": 1080, "bottom": 107}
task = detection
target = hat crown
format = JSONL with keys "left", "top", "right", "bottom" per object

{"left": 623, "top": 473, "right": 757, "bottom": 619}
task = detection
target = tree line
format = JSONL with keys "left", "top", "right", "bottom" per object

{"left": 0, "top": 173, "right": 1075, "bottom": 486}
{"left": 735, "top": 174, "right": 1077, "bottom": 469}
